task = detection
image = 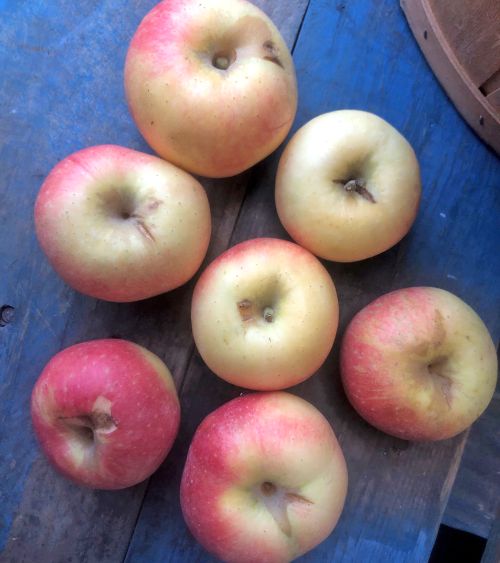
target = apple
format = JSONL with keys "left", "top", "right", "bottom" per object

{"left": 275, "top": 110, "right": 421, "bottom": 262}
{"left": 191, "top": 238, "right": 339, "bottom": 390}
{"left": 34, "top": 144, "right": 211, "bottom": 302}
{"left": 181, "top": 392, "right": 348, "bottom": 563}
{"left": 124, "top": 0, "right": 297, "bottom": 178}
{"left": 340, "top": 287, "right": 497, "bottom": 441}
{"left": 31, "top": 338, "right": 181, "bottom": 489}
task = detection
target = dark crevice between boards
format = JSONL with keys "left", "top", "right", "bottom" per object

{"left": 429, "top": 524, "right": 486, "bottom": 563}
{"left": 291, "top": 0, "right": 311, "bottom": 53}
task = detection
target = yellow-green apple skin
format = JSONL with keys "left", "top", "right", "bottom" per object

{"left": 191, "top": 238, "right": 339, "bottom": 390}
{"left": 34, "top": 144, "right": 211, "bottom": 302}
{"left": 276, "top": 110, "right": 421, "bottom": 262}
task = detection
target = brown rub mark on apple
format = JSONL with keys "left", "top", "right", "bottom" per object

{"left": 132, "top": 216, "right": 156, "bottom": 242}
{"left": 238, "top": 299, "right": 254, "bottom": 322}
{"left": 262, "top": 40, "right": 283, "bottom": 68}
{"left": 285, "top": 491, "right": 315, "bottom": 506}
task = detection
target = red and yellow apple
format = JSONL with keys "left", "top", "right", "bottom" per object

{"left": 34, "top": 144, "right": 211, "bottom": 302}
{"left": 124, "top": 0, "right": 297, "bottom": 178}
{"left": 340, "top": 287, "right": 497, "bottom": 441}
{"left": 191, "top": 238, "right": 339, "bottom": 390}
{"left": 31, "top": 339, "right": 181, "bottom": 489}
{"left": 181, "top": 392, "right": 348, "bottom": 563}
{"left": 276, "top": 110, "right": 421, "bottom": 262}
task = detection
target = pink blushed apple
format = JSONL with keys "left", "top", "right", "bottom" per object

{"left": 191, "top": 238, "right": 339, "bottom": 390}
{"left": 34, "top": 144, "right": 211, "bottom": 302}
{"left": 124, "top": 0, "right": 297, "bottom": 178}
{"left": 31, "top": 339, "right": 181, "bottom": 489}
{"left": 181, "top": 392, "right": 348, "bottom": 563}
{"left": 340, "top": 287, "right": 497, "bottom": 441}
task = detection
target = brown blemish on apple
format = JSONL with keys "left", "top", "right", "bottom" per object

{"left": 262, "top": 40, "right": 283, "bottom": 68}
{"left": 147, "top": 198, "right": 162, "bottom": 211}
{"left": 285, "top": 492, "right": 314, "bottom": 506}
{"left": 238, "top": 299, "right": 254, "bottom": 322}
{"left": 133, "top": 216, "right": 156, "bottom": 242}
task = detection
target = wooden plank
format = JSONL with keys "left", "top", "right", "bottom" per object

{"left": 125, "top": 1, "right": 500, "bottom": 562}
{"left": 427, "top": 0, "right": 500, "bottom": 88}
{"left": 0, "top": 1, "right": 308, "bottom": 562}
{"left": 481, "top": 513, "right": 500, "bottom": 563}
{"left": 443, "top": 394, "right": 500, "bottom": 538}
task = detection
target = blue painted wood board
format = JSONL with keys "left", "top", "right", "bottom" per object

{"left": 0, "top": 0, "right": 499, "bottom": 562}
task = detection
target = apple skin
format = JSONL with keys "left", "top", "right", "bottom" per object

{"left": 275, "top": 110, "right": 421, "bottom": 262}
{"left": 124, "top": 0, "right": 297, "bottom": 178}
{"left": 181, "top": 392, "right": 348, "bottom": 563}
{"left": 31, "top": 339, "right": 181, "bottom": 489}
{"left": 34, "top": 144, "right": 211, "bottom": 302}
{"left": 191, "top": 238, "right": 339, "bottom": 390}
{"left": 340, "top": 287, "right": 497, "bottom": 441}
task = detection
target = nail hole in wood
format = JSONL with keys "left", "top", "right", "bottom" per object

{"left": 0, "top": 305, "right": 15, "bottom": 327}
{"left": 479, "top": 115, "right": 484, "bottom": 126}
{"left": 423, "top": 30, "right": 428, "bottom": 40}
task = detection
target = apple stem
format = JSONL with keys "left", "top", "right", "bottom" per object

{"left": 263, "top": 307, "right": 274, "bottom": 323}
{"left": 340, "top": 178, "right": 376, "bottom": 203}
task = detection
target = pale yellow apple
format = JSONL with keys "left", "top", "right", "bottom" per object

{"left": 191, "top": 238, "right": 339, "bottom": 390}
{"left": 35, "top": 145, "right": 211, "bottom": 302}
{"left": 276, "top": 110, "right": 421, "bottom": 262}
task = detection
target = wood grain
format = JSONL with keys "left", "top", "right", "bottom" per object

{"left": 428, "top": 0, "right": 500, "bottom": 88}
{"left": 401, "top": 0, "right": 500, "bottom": 153}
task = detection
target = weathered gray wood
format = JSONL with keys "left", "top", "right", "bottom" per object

{"left": 443, "top": 394, "right": 500, "bottom": 538}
